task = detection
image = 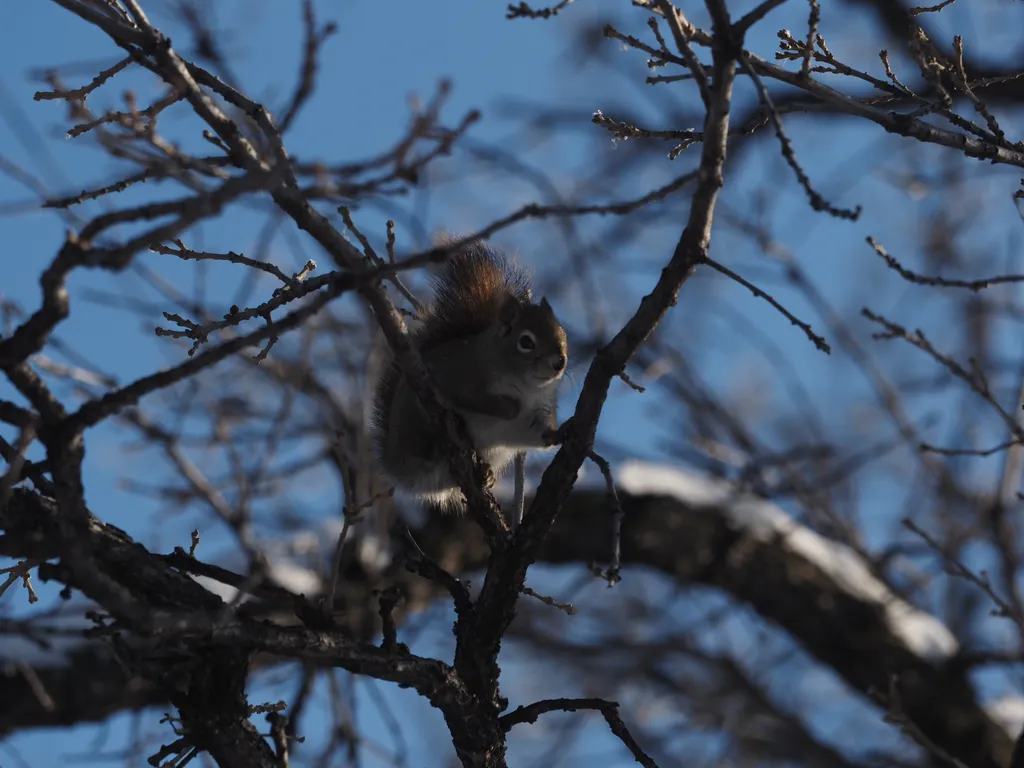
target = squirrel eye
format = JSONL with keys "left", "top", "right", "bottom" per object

{"left": 517, "top": 331, "right": 537, "bottom": 353}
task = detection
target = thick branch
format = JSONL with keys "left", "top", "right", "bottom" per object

{"left": 4, "top": 484, "right": 1009, "bottom": 766}
{"left": 451, "top": 4, "right": 739, "bottom": 748}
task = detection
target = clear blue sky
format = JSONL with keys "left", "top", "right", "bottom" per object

{"left": 3, "top": 1, "right": 1024, "bottom": 766}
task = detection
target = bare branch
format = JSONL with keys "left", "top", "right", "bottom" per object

{"left": 501, "top": 698, "right": 658, "bottom": 768}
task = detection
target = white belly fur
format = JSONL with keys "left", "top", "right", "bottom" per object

{"left": 398, "top": 383, "right": 558, "bottom": 508}
{"left": 465, "top": 384, "right": 557, "bottom": 459}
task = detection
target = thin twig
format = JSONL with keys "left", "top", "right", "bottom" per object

{"left": 267, "top": 711, "right": 291, "bottom": 768}
{"left": 506, "top": 0, "right": 577, "bottom": 19}
{"left": 910, "top": 0, "right": 957, "bottom": 14}
{"left": 152, "top": 239, "right": 304, "bottom": 287}
{"left": 0, "top": 560, "right": 42, "bottom": 604}
{"left": 867, "top": 237, "right": 1024, "bottom": 291}
{"left": 618, "top": 370, "right": 646, "bottom": 392}
{"left": 278, "top": 1, "right": 337, "bottom": 133}
{"left": 33, "top": 56, "right": 133, "bottom": 102}
{"left": 652, "top": 0, "right": 711, "bottom": 108}
{"left": 0, "top": 421, "right": 37, "bottom": 511}
{"left": 587, "top": 451, "right": 624, "bottom": 586}
{"left": 400, "top": 527, "right": 473, "bottom": 615}
{"left": 733, "top": 0, "right": 789, "bottom": 36}
{"left": 800, "top": 0, "right": 821, "bottom": 78}
{"left": 862, "top": 308, "right": 1022, "bottom": 438}
{"left": 704, "top": 257, "right": 831, "bottom": 352}
{"left": 500, "top": 698, "right": 658, "bottom": 768}
{"left": 737, "top": 49, "right": 861, "bottom": 220}
{"left": 903, "top": 519, "right": 1020, "bottom": 627}
{"left": 522, "top": 585, "right": 576, "bottom": 615}
{"left": 377, "top": 585, "right": 404, "bottom": 651}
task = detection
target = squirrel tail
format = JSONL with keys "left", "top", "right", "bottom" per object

{"left": 424, "top": 237, "right": 533, "bottom": 344}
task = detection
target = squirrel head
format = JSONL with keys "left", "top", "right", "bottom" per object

{"left": 490, "top": 295, "right": 567, "bottom": 386}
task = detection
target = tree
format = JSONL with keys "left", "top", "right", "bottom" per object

{"left": 3, "top": 0, "right": 1024, "bottom": 766}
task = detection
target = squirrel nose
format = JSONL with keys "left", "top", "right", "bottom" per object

{"left": 553, "top": 354, "right": 566, "bottom": 372}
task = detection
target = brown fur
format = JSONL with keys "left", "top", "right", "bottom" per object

{"left": 371, "top": 241, "right": 533, "bottom": 455}
{"left": 370, "top": 240, "right": 564, "bottom": 511}
{"left": 419, "top": 239, "right": 533, "bottom": 350}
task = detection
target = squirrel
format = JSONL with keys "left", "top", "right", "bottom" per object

{"left": 370, "top": 239, "right": 568, "bottom": 512}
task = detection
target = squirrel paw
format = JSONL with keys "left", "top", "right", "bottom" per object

{"left": 542, "top": 417, "right": 575, "bottom": 447}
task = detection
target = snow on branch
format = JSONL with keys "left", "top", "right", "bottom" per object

{"left": 615, "top": 461, "right": 959, "bottom": 663}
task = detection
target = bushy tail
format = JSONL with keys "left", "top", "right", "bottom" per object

{"left": 422, "top": 238, "right": 533, "bottom": 347}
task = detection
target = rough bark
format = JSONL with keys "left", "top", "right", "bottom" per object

{"left": 2, "top": 485, "right": 1010, "bottom": 767}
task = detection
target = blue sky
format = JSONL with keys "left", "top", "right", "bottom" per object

{"left": 3, "top": 0, "right": 1024, "bottom": 766}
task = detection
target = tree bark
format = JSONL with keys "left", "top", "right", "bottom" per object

{"left": 1, "top": 485, "right": 1011, "bottom": 766}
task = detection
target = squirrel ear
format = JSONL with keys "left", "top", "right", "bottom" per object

{"left": 540, "top": 297, "right": 552, "bottom": 312}
{"left": 497, "top": 295, "right": 521, "bottom": 334}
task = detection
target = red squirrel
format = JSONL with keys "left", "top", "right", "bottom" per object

{"left": 371, "top": 241, "right": 567, "bottom": 512}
